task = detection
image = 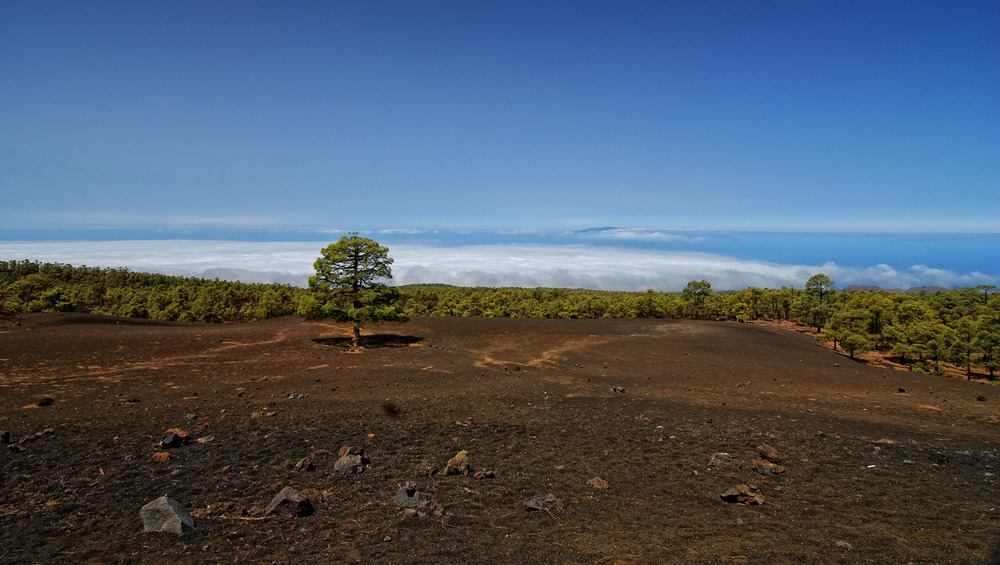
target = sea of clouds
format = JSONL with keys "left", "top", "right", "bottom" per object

{"left": 1, "top": 240, "right": 994, "bottom": 292}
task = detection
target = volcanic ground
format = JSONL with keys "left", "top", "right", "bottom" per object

{"left": 1, "top": 313, "right": 998, "bottom": 564}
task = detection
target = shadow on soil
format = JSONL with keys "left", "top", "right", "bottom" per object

{"left": 312, "top": 333, "right": 423, "bottom": 349}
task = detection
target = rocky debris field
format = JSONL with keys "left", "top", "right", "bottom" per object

{"left": 1, "top": 313, "right": 999, "bottom": 564}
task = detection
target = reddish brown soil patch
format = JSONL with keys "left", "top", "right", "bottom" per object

{"left": 2, "top": 314, "right": 999, "bottom": 563}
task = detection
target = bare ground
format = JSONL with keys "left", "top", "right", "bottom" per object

{"left": 1, "top": 313, "right": 998, "bottom": 564}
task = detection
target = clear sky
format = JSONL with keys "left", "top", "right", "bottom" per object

{"left": 2, "top": 0, "right": 998, "bottom": 233}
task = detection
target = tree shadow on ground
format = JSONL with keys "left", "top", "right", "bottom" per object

{"left": 312, "top": 334, "right": 423, "bottom": 349}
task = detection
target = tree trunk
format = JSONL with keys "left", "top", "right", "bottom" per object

{"left": 352, "top": 325, "right": 361, "bottom": 347}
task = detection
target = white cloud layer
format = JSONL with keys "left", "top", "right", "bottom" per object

{"left": 1, "top": 240, "right": 995, "bottom": 292}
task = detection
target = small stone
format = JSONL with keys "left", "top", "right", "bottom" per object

{"left": 720, "top": 484, "right": 764, "bottom": 505}
{"left": 977, "top": 396, "right": 988, "bottom": 402}
{"left": 586, "top": 477, "right": 610, "bottom": 489}
{"left": 0, "top": 431, "right": 9, "bottom": 444}
{"left": 334, "top": 454, "right": 365, "bottom": 475}
{"left": 473, "top": 470, "right": 495, "bottom": 480}
{"left": 294, "top": 457, "right": 315, "bottom": 472}
{"left": 141, "top": 496, "right": 196, "bottom": 534}
{"left": 757, "top": 444, "right": 781, "bottom": 464}
{"left": 834, "top": 540, "right": 853, "bottom": 550}
{"left": 265, "top": 487, "right": 314, "bottom": 517}
{"left": 752, "top": 457, "right": 786, "bottom": 475}
{"left": 42, "top": 428, "right": 55, "bottom": 435}
{"left": 393, "top": 482, "right": 430, "bottom": 509}
{"left": 339, "top": 445, "right": 363, "bottom": 457}
{"left": 147, "top": 452, "right": 173, "bottom": 463}
{"left": 160, "top": 434, "right": 184, "bottom": 449}
{"left": 414, "top": 460, "right": 438, "bottom": 477}
{"left": 444, "top": 450, "right": 471, "bottom": 476}
{"left": 36, "top": 397, "right": 55, "bottom": 407}
{"left": 196, "top": 435, "right": 215, "bottom": 444}
{"left": 524, "top": 493, "right": 564, "bottom": 511}
{"left": 709, "top": 453, "right": 734, "bottom": 470}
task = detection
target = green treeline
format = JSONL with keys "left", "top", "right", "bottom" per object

{"left": 0, "top": 260, "right": 300, "bottom": 323}
{"left": 2, "top": 260, "right": 997, "bottom": 378}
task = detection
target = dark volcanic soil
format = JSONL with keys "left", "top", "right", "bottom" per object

{"left": 2, "top": 314, "right": 999, "bottom": 564}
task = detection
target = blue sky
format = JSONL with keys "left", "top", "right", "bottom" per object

{"left": 3, "top": 1, "right": 998, "bottom": 233}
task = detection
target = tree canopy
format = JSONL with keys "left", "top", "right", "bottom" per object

{"left": 297, "top": 234, "right": 408, "bottom": 345}
{"left": 4, "top": 260, "right": 999, "bottom": 379}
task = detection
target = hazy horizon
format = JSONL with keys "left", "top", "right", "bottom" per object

{"left": 2, "top": 228, "right": 996, "bottom": 292}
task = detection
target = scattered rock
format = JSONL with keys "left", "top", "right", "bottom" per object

{"left": 0, "top": 431, "right": 9, "bottom": 444}
{"left": 524, "top": 494, "right": 564, "bottom": 511}
{"left": 147, "top": 452, "right": 173, "bottom": 463}
{"left": 757, "top": 444, "right": 781, "bottom": 464}
{"left": 709, "top": 453, "right": 735, "bottom": 470}
{"left": 586, "top": 477, "right": 610, "bottom": 489}
{"left": 160, "top": 434, "right": 185, "bottom": 449}
{"left": 834, "top": 540, "right": 853, "bottom": 550}
{"left": 265, "top": 486, "right": 314, "bottom": 517}
{"left": 36, "top": 397, "right": 55, "bottom": 407}
{"left": 720, "top": 484, "right": 764, "bottom": 505}
{"left": 141, "top": 496, "right": 196, "bottom": 534}
{"left": 338, "top": 445, "right": 363, "bottom": 457}
{"left": 334, "top": 454, "right": 365, "bottom": 475}
{"left": 164, "top": 428, "right": 190, "bottom": 443}
{"left": 611, "top": 386, "right": 626, "bottom": 393}
{"left": 393, "top": 482, "right": 430, "bottom": 509}
{"left": 42, "top": 428, "right": 54, "bottom": 435}
{"left": 977, "top": 396, "right": 988, "bottom": 402}
{"left": 473, "top": 470, "right": 495, "bottom": 480}
{"left": 414, "top": 460, "right": 439, "bottom": 477}
{"left": 752, "top": 457, "right": 785, "bottom": 475}
{"left": 456, "top": 416, "right": 474, "bottom": 427}
{"left": 196, "top": 435, "right": 215, "bottom": 444}
{"left": 929, "top": 452, "right": 950, "bottom": 465}
{"left": 444, "top": 450, "right": 471, "bottom": 476}
{"left": 294, "top": 457, "right": 315, "bottom": 472}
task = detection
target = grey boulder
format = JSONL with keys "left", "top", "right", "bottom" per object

{"left": 141, "top": 496, "right": 195, "bottom": 534}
